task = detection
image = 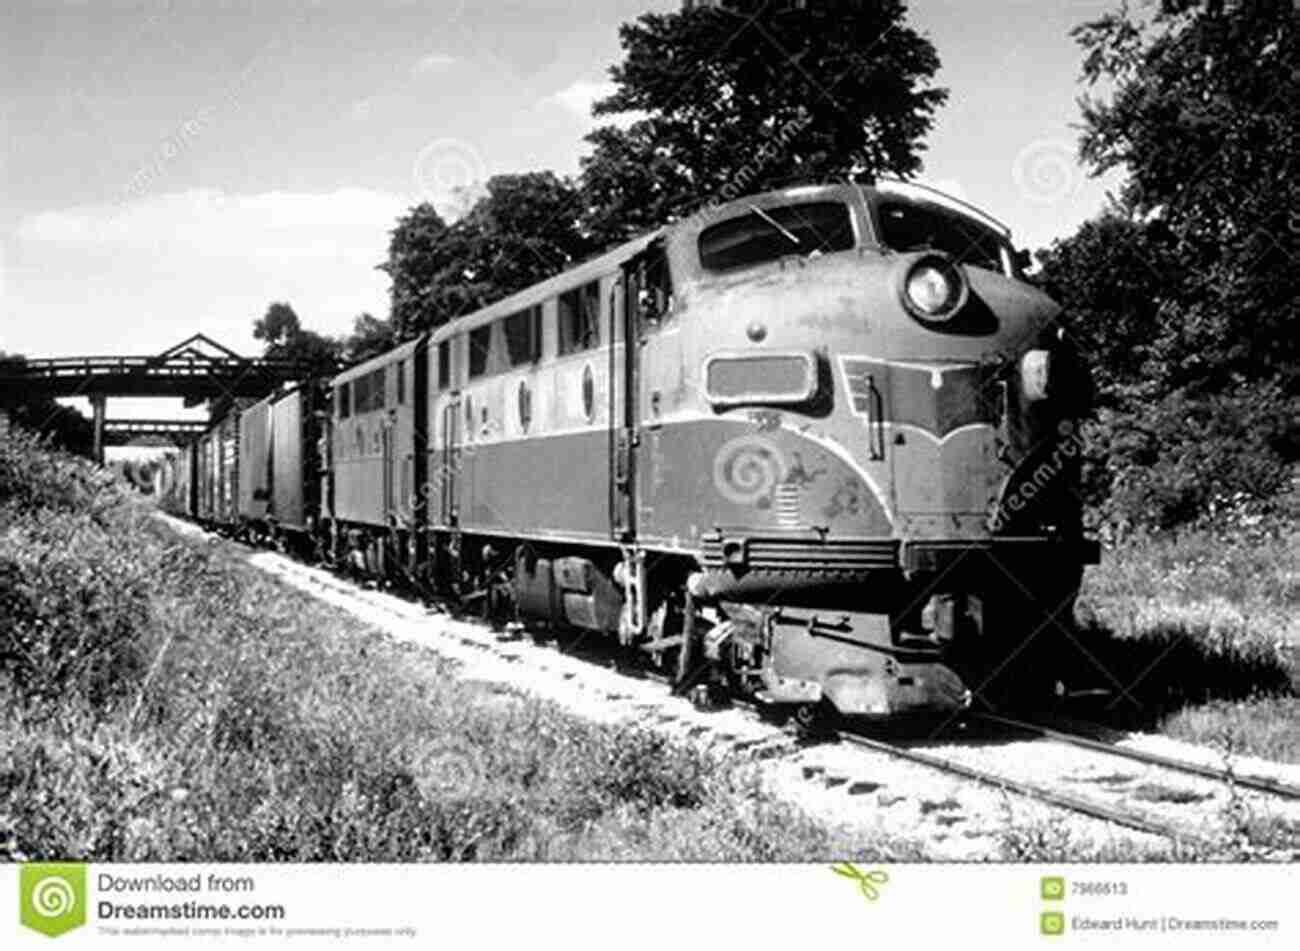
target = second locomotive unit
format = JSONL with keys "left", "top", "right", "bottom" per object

{"left": 164, "top": 182, "right": 1098, "bottom": 719}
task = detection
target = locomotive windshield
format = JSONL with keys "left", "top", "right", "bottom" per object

{"left": 875, "top": 198, "right": 1010, "bottom": 274}
{"left": 698, "top": 201, "right": 855, "bottom": 272}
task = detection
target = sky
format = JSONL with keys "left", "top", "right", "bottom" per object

{"left": 1, "top": 0, "right": 1125, "bottom": 423}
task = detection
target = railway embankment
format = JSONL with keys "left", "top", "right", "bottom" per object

{"left": 0, "top": 432, "right": 842, "bottom": 862}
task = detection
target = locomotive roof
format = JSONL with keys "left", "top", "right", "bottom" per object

{"left": 333, "top": 334, "right": 422, "bottom": 385}
{"left": 406, "top": 181, "right": 1014, "bottom": 351}
{"left": 428, "top": 226, "right": 667, "bottom": 343}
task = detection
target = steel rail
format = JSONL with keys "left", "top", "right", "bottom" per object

{"left": 974, "top": 711, "right": 1300, "bottom": 801}
{"left": 837, "top": 729, "right": 1207, "bottom": 844}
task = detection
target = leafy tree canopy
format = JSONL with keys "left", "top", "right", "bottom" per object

{"left": 342, "top": 312, "right": 396, "bottom": 365}
{"left": 252, "top": 302, "right": 341, "bottom": 369}
{"left": 0, "top": 350, "right": 93, "bottom": 457}
{"left": 1073, "top": 0, "right": 1298, "bottom": 390}
{"left": 380, "top": 173, "right": 588, "bottom": 337}
{"left": 1037, "top": 0, "right": 1299, "bottom": 528}
{"left": 579, "top": 0, "right": 947, "bottom": 245}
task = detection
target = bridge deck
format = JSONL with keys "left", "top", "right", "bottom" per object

{"left": 0, "top": 356, "right": 326, "bottom": 400}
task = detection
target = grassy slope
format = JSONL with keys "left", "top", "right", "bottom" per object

{"left": 0, "top": 432, "right": 862, "bottom": 862}
{"left": 1074, "top": 521, "right": 1299, "bottom": 763}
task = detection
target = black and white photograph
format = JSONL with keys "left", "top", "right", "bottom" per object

{"left": 1, "top": 0, "right": 1296, "bottom": 945}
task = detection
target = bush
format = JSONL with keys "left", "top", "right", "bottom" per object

{"left": 1091, "top": 382, "right": 1298, "bottom": 533}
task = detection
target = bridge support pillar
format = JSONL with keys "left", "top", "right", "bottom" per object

{"left": 90, "top": 394, "right": 107, "bottom": 465}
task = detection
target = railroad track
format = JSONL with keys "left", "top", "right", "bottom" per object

{"left": 836, "top": 729, "right": 1203, "bottom": 843}
{"left": 973, "top": 711, "right": 1300, "bottom": 801}
{"left": 175, "top": 517, "right": 1298, "bottom": 854}
{"left": 837, "top": 710, "right": 1300, "bottom": 850}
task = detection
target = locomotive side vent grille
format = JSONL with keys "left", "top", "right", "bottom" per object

{"left": 702, "top": 534, "right": 899, "bottom": 572}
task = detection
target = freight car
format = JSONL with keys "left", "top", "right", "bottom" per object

{"left": 167, "top": 182, "right": 1099, "bottom": 721}
{"left": 236, "top": 382, "right": 328, "bottom": 554}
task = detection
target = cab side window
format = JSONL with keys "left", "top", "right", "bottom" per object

{"left": 558, "top": 281, "right": 601, "bottom": 355}
{"left": 634, "top": 245, "right": 673, "bottom": 327}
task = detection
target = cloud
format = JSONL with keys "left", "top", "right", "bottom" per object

{"left": 544, "top": 79, "right": 616, "bottom": 119}
{"left": 10, "top": 189, "right": 410, "bottom": 354}
{"left": 18, "top": 188, "right": 408, "bottom": 262}
{"left": 412, "top": 53, "right": 458, "bottom": 76}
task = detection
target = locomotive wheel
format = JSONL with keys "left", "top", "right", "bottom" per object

{"left": 792, "top": 699, "right": 836, "bottom": 739}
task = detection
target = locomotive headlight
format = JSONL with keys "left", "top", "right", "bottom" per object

{"left": 1019, "top": 349, "right": 1052, "bottom": 401}
{"left": 900, "top": 255, "right": 967, "bottom": 322}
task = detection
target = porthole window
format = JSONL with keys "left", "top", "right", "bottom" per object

{"left": 518, "top": 380, "right": 533, "bottom": 432}
{"left": 581, "top": 365, "right": 595, "bottom": 421}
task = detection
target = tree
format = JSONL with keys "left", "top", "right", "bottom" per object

{"left": 379, "top": 204, "right": 453, "bottom": 339}
{"left": 579, "top": 1, "right": 947, "bottom": 245}
{"left": 1074, "top": 0, "right": 1298, "bottom": 391}
{"left": 0, "top": 351, "right": 93, "bottom": 457}
{"left": 380, "top": 173, "right": 589, "bottom": 337}
{"left": 1036, "top": 210, "right": 1180, "bottom": 406}
{"left": 342, "top": 312, "right": 396, "bottom": 364}
{"left": 252, "top": 302, "right": 340, "bottom": 368}
{"left": 1039, "top": 0, "right": 1299, "bottom": 528}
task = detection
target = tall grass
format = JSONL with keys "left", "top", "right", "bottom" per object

{"left": 0, "top": 431, "right": 853, "bottom": 862}
{"left": 1072, "top": 512, "right": 1298, "bottom": 760}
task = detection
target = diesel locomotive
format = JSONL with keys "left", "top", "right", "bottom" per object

{"left": 158, "top": 182, "right": 1098, "bottom": 719}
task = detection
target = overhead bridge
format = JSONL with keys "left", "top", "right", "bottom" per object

{"left": 0, "top": 334, "right": 335, "bottom": 462}
{"left": 102, "top": 419, "right": 211, "bottom": 447}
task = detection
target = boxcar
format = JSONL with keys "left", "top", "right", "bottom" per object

{"left": 238, "top": 395, "right": 274, "bottom": 527}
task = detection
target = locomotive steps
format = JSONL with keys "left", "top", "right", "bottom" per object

{"left": 163, "top": 516, "right": 1300, "bottom": 861}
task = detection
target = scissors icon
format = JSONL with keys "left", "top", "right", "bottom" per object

{"left": 830, "top": 862, "right": 889, "bottom": 902}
